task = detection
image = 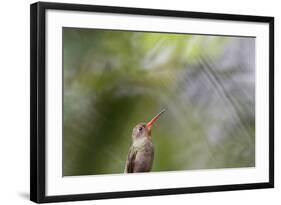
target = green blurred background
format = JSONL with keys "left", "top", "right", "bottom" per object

{"left": 63, "top": 28, "right": 255, "bottom": 176}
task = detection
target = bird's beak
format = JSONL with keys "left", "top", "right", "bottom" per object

{"left": 145, "top": 109, "right": 166, "bottom": 131}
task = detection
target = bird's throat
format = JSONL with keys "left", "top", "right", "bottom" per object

{"left": 133, "top": 137, "right": 150, "bottom": 148}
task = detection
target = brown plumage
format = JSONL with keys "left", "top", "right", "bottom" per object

{"left": 124, "top": 110, "right": 165, "bottom": 173}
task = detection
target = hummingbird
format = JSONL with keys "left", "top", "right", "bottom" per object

{"left": 124, "top": 109, "right": 166, "bottom": 173}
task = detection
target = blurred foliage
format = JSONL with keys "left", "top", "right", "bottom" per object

{"left": 63, "top": 28, "right": 255, "bottom": 176}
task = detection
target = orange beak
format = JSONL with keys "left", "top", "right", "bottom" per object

{"left": 145, "top": 109, "right": 166, "bottom": 131}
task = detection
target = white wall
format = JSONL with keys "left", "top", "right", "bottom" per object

{"left": 0, "top": 0, "right": 278, "bottom": 204}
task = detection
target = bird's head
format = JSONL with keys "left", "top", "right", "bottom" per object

{"left": 131, "top": 109, "right": 166, "bottom": 142}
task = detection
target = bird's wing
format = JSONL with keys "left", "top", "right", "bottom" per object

{"left": 124, "top": 146, "right": 137, "bottom": 173}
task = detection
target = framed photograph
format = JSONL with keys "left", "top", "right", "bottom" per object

{"left": 30, "top": 2, "right": 274, "bottom": 203}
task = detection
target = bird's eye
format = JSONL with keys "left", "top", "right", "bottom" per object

{"left": 138, "top": 127, "right": 143, "bottom": 131}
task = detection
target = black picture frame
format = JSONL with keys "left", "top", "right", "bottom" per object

{"left": 30, "top": 1, "right": 274, "bottom": 203}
